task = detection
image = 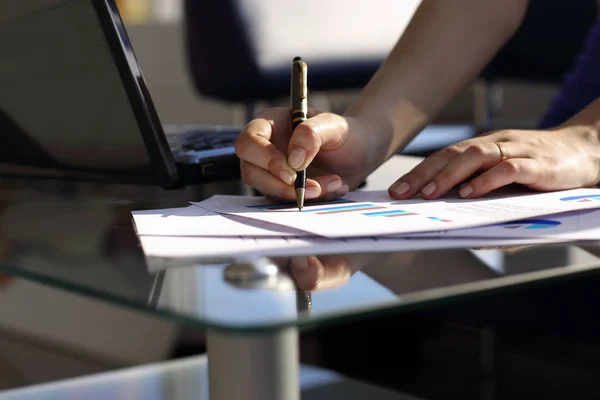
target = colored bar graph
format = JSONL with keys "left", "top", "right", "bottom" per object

{"left": 427, "top": 216, "right": 452, "bottom": 223}
{"left": 559, "top": 194, "right": 600, "bottom": 202}
{"left": 312, "top": 203, "right": 386, "bottom": 214}
{"left": 363, "top": 209, "right": 418, "bottom": 217}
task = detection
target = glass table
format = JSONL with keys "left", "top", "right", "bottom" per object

{"left": 0, "top": 169, "right": 599, "bottom": 400}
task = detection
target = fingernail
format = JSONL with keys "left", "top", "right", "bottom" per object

{"left": 279, "top": 170, "right": 294, "bottom": 185}
{"left": 460, "top": 185, "right": 473, "bottom": 198}
{"left": 306, "top": 186, "right": 319, "bottom": 199}
{"left": 337, "top": 184, "right": 350, "bottom": 195}
{"left": 291, "top": 257, "right": 308, "bottom": 270}
{"left": 421, "top": 182, "right": 436, "bottom": 196}
{"left": 391, "top": 181, "right": 410, "bottom": 196}
{"left": 288, "top": 149, "right": 306, "bottom": 169}
{"left": 327, "top": 179, "right": 343, "bottom": 193}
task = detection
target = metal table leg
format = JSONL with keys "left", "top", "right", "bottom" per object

{"left": 207, "top": 326, "right": 299, "bottom": 400}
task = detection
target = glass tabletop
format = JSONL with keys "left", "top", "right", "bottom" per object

{"left": 1, "top": 175, "right": 600, "bottom": 333}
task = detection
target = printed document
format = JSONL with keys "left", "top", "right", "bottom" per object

{"left": 194, "top": 188, "right": 600, "bottom": 238}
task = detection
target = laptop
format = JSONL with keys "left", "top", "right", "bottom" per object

{"left": 0, "top": 0, "right": 240, "bottom": 188}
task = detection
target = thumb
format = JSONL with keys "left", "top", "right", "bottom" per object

{"left": 287, "top": 112, "right": 350, "bottom": 171}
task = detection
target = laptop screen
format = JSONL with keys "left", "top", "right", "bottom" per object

{"left": 0, "top": 0, "right": 176, "bottom": 185}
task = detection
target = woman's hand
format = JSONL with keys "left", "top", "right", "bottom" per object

{"left": 235, "top": 108, "right": 387, "bottom": 201}
{"left": 389, "top": 127, "right": 600, "bottom": 200}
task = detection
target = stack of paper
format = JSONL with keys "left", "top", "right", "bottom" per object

{"left": 132, "top": 187, "right": 600, "bottom": 271}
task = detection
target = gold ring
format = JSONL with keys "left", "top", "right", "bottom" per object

{"left": 495, "top": 142, "right": 508, "bottom": 162}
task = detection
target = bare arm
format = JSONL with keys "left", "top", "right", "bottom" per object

{"left": 234, "top": 0, "right": 532, "bottom": 201}
{"left": 345, "top": 0, "right": 530, "bottom": 161}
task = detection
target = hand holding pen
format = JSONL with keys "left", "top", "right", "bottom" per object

{"left": 235, "top": 63, "right": 375, "bottom": 203}
{"left": 291, "top": 57, "right": 308, "bottom": 210}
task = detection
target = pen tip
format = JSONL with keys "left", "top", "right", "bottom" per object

{"left": 295, "top": 187, "right": 305, "bottom": 211}
{"left": 293, "top": 56, "right": 302, "bottom": 62}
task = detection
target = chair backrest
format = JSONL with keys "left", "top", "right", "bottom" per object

{"left": 184, "top": 0, "right": 419, "bottom": 102}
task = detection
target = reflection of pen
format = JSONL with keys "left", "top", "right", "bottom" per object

{"left": 291, "top": 57, "right": 308, "bottom": 211}
{"left": 296, "top": 290, "right": 312, "bottom": 315}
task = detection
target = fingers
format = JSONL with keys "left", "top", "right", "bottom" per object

{"left": 460, "top": 158, "right": 537, "bottom": 198}
{"left": 416, "top": 142, "right": 512, "bottom": 199}
{"left": 389, "top": 137, "right": 528, "bottom": 200}
{"left": 287, "top": 113, "right": 350, "bottom": 171}
{"left": 241, "top": 160, "right": 348, "bottom": 201}
{"left": 236, "top": 114, "right": 297, "bottom": 185}
{"left": 290, "top": 255, "right": 353, "bottom": 291}
{"left": 311, "top": 175, "right": 350, "bottom": 201}
{"left": 236, "top": 108, "right": 347, "bottom": 195}
{"left": 388, "top": 145, "right": 464, "bottom": 199}
{"left": 241, "top": 160, "right": 312, "bottom": 200}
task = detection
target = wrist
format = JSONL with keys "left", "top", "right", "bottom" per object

{"left": 559, "top": 122, "right": 600, "bottom": 186}
{"left": 344, "top": 98, "right": 428, "bottom": 162}
{"left": 342, "top": 113, "right": 391, "bottom": 181}
{"left": 582, "top": 123, "right": 600, "bottom": 186}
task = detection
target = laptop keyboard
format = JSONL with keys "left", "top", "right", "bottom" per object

{"left": 183, "top": 133, "right": 237, "bottom": 151}
{"left": 163, "top": 124, "right": 239, "bottom": 151}
{"left": 163, "top": 125, "right": 240, "bottom": 164}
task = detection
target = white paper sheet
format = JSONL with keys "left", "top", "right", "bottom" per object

{"left": 194, "top": 188, "right": 600, "bottom": 238}
{"left": 131, "top": 205, "right": 310, "bottom": 237}
{"left": 408, "top": 208, "right": 600, "bottom": 240}
{"left": 139, "top": 235, "right": 561, "bottom": 272}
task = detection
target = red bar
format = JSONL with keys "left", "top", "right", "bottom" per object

{"left": 385, "top": 212, "right": 419, "bottom": 217}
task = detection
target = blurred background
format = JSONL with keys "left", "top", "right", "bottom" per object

{"left": 116, "top": 0, "right": 561, "bottom": 129}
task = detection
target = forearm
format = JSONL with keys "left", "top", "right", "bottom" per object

{"left": 345, "top": 0, "right": 529, "bottom": 160}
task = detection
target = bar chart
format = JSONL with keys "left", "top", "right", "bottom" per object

{"left": 560, "top": 194, "right": 600, "bottom": 203}
{"left": 427, "top": 216, "right": 453, "bottom": 223}
{"left": 363, "top": 210, "right": 418, "bottom": 217}
{"left": 246, "top": 199, "right": 454, "bottom": 223}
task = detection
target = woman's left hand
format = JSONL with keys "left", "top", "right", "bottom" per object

{"left": 389, "top": 127, "right": 600, "bottom": 200}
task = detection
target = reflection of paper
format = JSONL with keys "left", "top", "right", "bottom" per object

{"left": 131, "top": 205, "right": 310, "bottom": 237}
{"left": 139, "top": 235, "right": 559, "bottom": 272}
{"left": 409, "top": 208, "right": 600, "bottom": 240}
{"left": 194, "top": 188, "right": 600, "bottom": 238}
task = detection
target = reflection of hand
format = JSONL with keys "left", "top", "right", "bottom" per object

{"left": 389, "top": 126, "right": 600, "bottom": 200}
{"left": 284, "top": 255, "right": 372, "bottom": 291}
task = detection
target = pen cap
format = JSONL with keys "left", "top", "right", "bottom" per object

{"left": 291, "top": 57, "right": 308, "bottom": 115}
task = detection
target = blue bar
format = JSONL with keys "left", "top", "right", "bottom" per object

{"left": 559, "top": 194, "right": 600, "bottom": 202}
{"left": 305, "top": 203, "right": 378, "bottom": 213}
{"left": 364, "top": 209, "right": 414, "bottom": 217}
